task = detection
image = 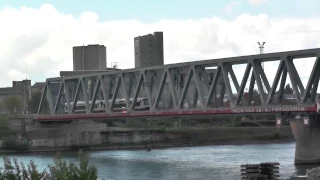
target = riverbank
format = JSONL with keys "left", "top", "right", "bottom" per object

{"left": 0, "top": 125, "right": 295, "bottom": 155}
{"left": 0, "top": 130, "right": 295, "bottom": 155}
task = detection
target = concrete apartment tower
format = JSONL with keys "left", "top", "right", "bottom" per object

{"left": 134, "top": 32, "right": 164, "bottom": 68}
{"left": 73, "top": 44, "right": 107, "bottom": 71}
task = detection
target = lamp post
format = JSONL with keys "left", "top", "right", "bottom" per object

{"left": 257, "top": 42, "right": 266, "bottom": 69}
{"left": 257, "top": 42, "right": 267, "bottom": 94}
{"left": 257, "top": 42, "right": 265, "bottom": 54}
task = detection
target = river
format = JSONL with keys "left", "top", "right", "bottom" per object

{"left": 1, "top": 142, "right": 319, "bottom": 179}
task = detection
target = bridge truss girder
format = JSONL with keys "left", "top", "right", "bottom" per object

{"left": 37, "top": 48, "right": 320, "bottom": 117}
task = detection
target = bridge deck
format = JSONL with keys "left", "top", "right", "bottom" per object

{"left": 35, "top": 105, "right": 316, "bottom": 121}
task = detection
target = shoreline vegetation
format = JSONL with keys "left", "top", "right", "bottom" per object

{"left": 0, "top": 150, "right": 98, "bottom": 179}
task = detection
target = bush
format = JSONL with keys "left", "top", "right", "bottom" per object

{"left": 160, "top": 128, "right": 167, "bottom": 133}
{"left": 3, "top": 96, "right": 22, "bottom": 115}
{"left": 2, "top": 139, "right": 29, "bottom": 151}
{"left": 0, "top": 114, "right": 10, "bottom": 132}
{"left": 0, "top": 157, "right": 48, "bottom": 180}
{"left": 0, "top": 149, "right": 98, "bottom": 179}
{"left": 49, "top": 150, "right": 97, "bottom": 179}
{"left": 274, "top": 132, "right": 281, "bottom": 139}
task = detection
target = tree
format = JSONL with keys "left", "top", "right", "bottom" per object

{"left": 3, "top": 96, "right": 22, "bottom": 114}
{"left": 284, "top": 84, "right": 293, "bottom": 94}
{"left": 253, "top": 89, "right": 259, "bottom": 95}
{"left": 0, "top": 114, "right": 10, "bottom": 132}
{"left": 29, "top": 92, "right": 49, "bottom": 114}
{"left": 0, "top": 102, "right": 4, "bottom": 113}
{"left": 251, "top": 89, "right": 261, "bottom": 105}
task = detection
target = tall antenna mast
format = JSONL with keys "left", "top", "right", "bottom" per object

{"left": 82, "top": 43, "right": 85, "bottom": 70}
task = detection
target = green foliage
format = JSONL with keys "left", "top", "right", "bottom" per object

{"left": 0, "top": 103, "right": 4, "bottom": 113}
{"left": 284, "top": 84, "right": 293, "bottom": 94}
{"left": 49, "top": 150, "right": 98, "bottom": 180}
{"left": 0, "top": 150, "right": 98, "bottom": 180}
{"left": 0, "top": 157, "right": 49, "bottom": 180}
{"left": 0, "top": 115, "right": 9, "bottom": 132}
{"left": 274, "top": 132, "right": 281, "bottom": 139}
{"left": 29, "top": 92, "right": 49, "bottom": 114}
{"left": 3, "top": 96, "right": 22, "bottom": 114}
{"left": 160, "top": 128, "right": 167, "bottom": 133}
{"left": 2, "top": 139, "right": 29, "bottom": 151}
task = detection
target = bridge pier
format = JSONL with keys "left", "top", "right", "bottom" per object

{"left": 291, "top": 114, "right": 320, "bottom": 164}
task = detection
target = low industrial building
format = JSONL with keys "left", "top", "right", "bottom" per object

{"left": 0, "top": 80, "right": 31, "bottom": 113}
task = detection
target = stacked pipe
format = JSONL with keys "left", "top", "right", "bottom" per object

{"left": 240, "top": 162, "right": 280, "bottom": 179}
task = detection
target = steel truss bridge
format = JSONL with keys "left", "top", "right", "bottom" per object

{"left": 35, "top": 48, "right": 320, "bottom": 121}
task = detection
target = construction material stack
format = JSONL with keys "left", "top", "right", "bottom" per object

{"left": 240, "top": 162, "right": 280, "bottom": 179}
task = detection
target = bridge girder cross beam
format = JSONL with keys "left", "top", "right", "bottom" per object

{"left": 37, "top": 48, "right": 320, "bottom": 116}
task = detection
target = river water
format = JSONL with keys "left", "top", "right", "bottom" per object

{"left": 1, "top": 142, "right": 319, "bottom": 180}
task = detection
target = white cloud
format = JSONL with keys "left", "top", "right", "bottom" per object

{"left": 248, "top": 0, "right": 267, "bottom": 6}
{"left": 7, "top": 69, "right": 28, "bottom": 82}
{"left": 0, "top": 4, "right": 319, "bottom": 92}
{"left": 225, "top": 1, "right": 239, "bottom": 13}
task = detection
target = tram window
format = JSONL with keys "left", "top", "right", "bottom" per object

{"left": 135, "top": 101, "right": 141, "bottom": 106}
{"left": 143, "top": 98, "right": 149, "bottom": 105}
{"left": 75, "top": 106, "right": 86, "bottom": 110}
{"left": 114, "top": 103, "right": 126, "bottom": 108}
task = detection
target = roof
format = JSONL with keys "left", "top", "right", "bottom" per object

{"left": 33, "top": 82, "right": 45, "bottom": 87}
{"left": 0, "top": 87, "right": 22, "bottom": 95}
{"left": 60, "top": 69, "right": 120, "bottom": 77}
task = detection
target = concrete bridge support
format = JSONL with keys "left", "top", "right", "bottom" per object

{"left": 291, "top": 114, "right": 320, "bottom": 164}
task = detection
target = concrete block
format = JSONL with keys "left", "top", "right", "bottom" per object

{"left": 307, "top": 167, "right": 320, "bottom": 179}
{"left": 290, "top": 176, "right": 307, "bottom": 180}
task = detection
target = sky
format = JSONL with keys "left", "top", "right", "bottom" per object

{"left": 0, "top": 0, "right": 319, "bottom": 89}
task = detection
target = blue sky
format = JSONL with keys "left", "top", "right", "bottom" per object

{"left": 0, "top": 0, "right": 319, "bottom": 22}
